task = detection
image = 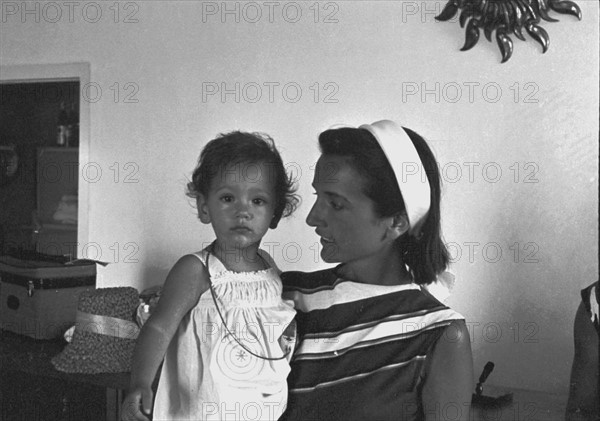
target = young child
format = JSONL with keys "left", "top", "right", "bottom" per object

{"left": 122, "top": 131, "right": 299, "bottom": 421}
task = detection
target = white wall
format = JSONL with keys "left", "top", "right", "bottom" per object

{"left": 1, "top": 0, "right": 598, "bottom": 397}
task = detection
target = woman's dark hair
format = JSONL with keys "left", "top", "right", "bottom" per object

{"left": 318, "top": 127, "right": 449, "bottom": 285}
{"left": 187, "top": 131, "right": 299, "bottom": 227}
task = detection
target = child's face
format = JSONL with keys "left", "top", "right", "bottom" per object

{"left": 199, "top": 162, "right": 276, "bottom": 250}
{"left": 306, "top": 154, "right": 392, "bottom": 265}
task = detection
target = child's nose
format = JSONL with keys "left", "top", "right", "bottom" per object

{"left": 235, "top": 202, "right": 252, "bottom": 219}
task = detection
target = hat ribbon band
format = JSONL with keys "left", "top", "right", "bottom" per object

{"left": 76, "top": 311, "right": 140, "bottom": 339}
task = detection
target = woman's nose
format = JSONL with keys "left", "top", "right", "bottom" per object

{"left": 306, "top": 202, "right": 322, "bottom": 227}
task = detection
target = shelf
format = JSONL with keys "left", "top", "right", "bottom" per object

{"left": 40, "top": 223, "right": 77, "bottom": 231}
{"left": 24, "top": 224, "right": 77, "bottom": 232}
{"left": 38, "top": 147, "right": 79, "bottom": 153}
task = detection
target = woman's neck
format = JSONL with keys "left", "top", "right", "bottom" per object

{"left": 335, "top": 248, "right": 413, "bottom": 286}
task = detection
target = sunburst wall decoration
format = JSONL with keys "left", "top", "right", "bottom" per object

{"left": 435, "top": 0, "right": 582, "bottom": 63}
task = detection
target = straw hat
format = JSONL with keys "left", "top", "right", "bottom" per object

{"left": 51, "top": 287, "right": 140, "bottom": 373}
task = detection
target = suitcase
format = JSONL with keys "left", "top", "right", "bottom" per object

{"left": 0, "top": 256, "right": 96, "bottom": 340}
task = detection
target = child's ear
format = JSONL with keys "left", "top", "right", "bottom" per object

{"left": 197, "top": 195, "right": 211, "bottom": 224}
{"left": 386, "top": 213, "right": 409, "bottom": 240}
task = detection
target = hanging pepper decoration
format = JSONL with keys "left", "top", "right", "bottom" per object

{"left": 435, "top": 0, "right": 582, "bottom": 63}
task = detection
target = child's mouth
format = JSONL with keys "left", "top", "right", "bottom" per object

{"left": 232, "top": 226, "right": 252, "bottom": 233}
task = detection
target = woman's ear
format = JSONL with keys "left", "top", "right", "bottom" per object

{"left": 197, "top": 195, "right": 211, "bottom": 224}
{"left": 386, "top": 213, "right": 409, "bottom": 240}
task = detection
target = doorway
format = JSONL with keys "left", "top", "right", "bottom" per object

{"left": 0, "top": 63, "right": 90, "bottom": 258}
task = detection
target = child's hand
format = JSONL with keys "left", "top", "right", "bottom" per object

{"left": 121, "top": 387, "right": 153, "bottom": 421}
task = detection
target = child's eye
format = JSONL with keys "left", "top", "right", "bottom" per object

{"left": 220, "top": 195, "right": 234, "bottom": 203}
{"left": 253, "top": 198, "right": 267, "bottom": 205}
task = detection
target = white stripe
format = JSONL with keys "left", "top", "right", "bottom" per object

{"left": 290, "top": 355, "right": 427, "bottom": 393}
{"left": 295, "top": 322, "right": 450, "bottom": 362}
{"left": 295, "top": 308, "right": 463, "bottom": 357}
{"left": 285, "top": 281, "right": 421, "bottom": 312}
{"left": 589, "top": 285, "right": 599, "bottom": 325}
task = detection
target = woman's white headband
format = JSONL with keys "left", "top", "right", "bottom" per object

{"left": 359, "top": 120, "right": 431, "bottom": 237}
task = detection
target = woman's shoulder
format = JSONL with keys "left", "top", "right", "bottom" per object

{"left": 281, "top": 268, "right": 338, "bottom": 290}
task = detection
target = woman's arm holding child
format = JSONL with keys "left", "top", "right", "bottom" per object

{"left": 121, "top": 255, "right": 209, "bottom": 421}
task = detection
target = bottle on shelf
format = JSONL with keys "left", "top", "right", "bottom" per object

{"left": 57, "top": 102, "right": 68, "bottom": 146}
{"left": 67, "top": 103, "right": 79, "bottom": 148}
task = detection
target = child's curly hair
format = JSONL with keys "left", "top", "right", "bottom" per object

{"left": 186, "top": 131, "right": 299, "bottom": 227}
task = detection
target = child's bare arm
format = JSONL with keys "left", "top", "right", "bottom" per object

{"left": 121, "top": 254, "right": 209, "bottom": 421}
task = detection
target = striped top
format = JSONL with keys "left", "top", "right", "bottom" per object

{"left": 280, "top": 268, "right": 464, "bottom": 421}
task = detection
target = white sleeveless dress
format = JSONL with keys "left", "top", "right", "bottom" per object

{"left": 152, "top": 248, "right": 296, "bottom": 420}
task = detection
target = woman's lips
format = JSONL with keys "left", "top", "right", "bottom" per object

{"left": 316, "top": 231, "right": 334, "bottom": 243}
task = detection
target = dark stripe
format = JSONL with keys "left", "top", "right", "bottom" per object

{"left": 288, "top": 323, "right": 446, "bottom": 389}
{"left": 283, "top": 361, "right": 424, "bottom": 421}
{"left": 296, "top": 289, "right": 447, "bottom": 336}
{"left": 300, "top": 310, "right": 447, "bottom": 341}
{"left": 282, "top": 269, "right": 339, "bottom": 291}
{"left": 287, "top": 276, "right": 352, "bottom": 295}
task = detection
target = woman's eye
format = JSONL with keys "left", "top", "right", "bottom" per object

{"left": 330, "top": 201, "right": 343, "bottom": 211}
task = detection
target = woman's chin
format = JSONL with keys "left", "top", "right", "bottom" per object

{"left": 321, "top": 249, "right": 340, "bottom": 263}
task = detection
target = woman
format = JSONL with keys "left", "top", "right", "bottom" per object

{"left": 280, "top": 120, "right": 474, "bottom": 421}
